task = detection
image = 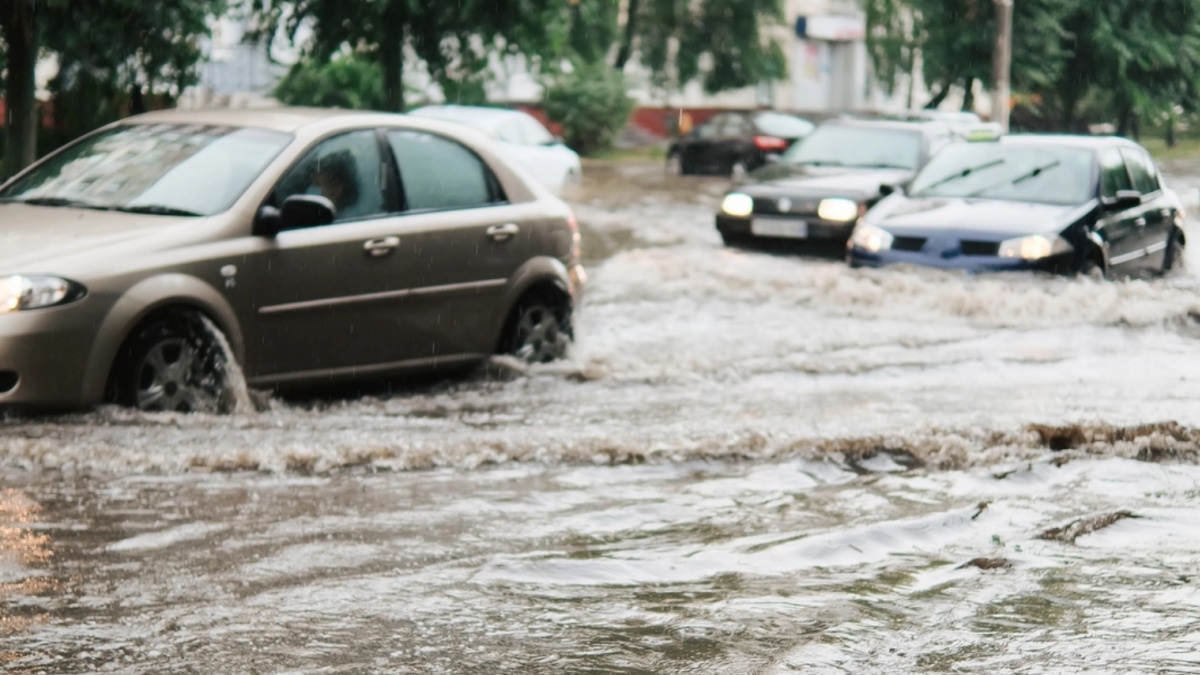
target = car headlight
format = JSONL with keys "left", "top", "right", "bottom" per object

{"left": 721, "top": 192, "right": 754, "bottom": 218}
{"left": 817, "top": 198, "right": 859, "bottom": 222}
{"left": 0, "top": 275, "right": 87, "bottom": 313}
{"left": 997, "top": 234, "right": 1073, "bottom": 260}
{"left": 850, "top": 223, "right": 894, "bottom": 253}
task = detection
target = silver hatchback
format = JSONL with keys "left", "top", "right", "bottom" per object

{"left": 0, "top": 108, "right": 586, "bottom": 412}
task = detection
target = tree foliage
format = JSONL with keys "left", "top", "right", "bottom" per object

{"left": 274, "top": 53, "right": 386, "bottom": 109}
{"left": 567, "top": 0, "right": 787, "bottom": 94}
{"left": 543, "top": 63, "right": 635, "bottom": 156}
{"left": 866, "top": 0, "right": 1200, "bottom": 135}
{"left": 249, "top": 0, "right": 568, "bottom": 112}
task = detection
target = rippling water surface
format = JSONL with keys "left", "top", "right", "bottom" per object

{"left": 3, "top": 161, "right": 1200, "bottom": 673}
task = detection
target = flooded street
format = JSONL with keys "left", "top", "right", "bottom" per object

{"left": 4, "top": 160, "right": 1200, "bottom": 673}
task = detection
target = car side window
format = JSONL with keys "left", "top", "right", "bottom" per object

{"left": 272, "top": 130, "right": 386, "bottom": 223}
{"left": 695, "top": 116, "right": 721, "bottom": 139}
{"left": 387, "top": 130, "right": 497, "bottom": 210}
{"left": 1120, "top": 148, "right": 1161, "bottom": 195}
{"left": 1099, "top": 149, "right": 1133, "bottom": 199}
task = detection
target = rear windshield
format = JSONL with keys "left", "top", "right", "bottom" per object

{"left": 0, "top": 123, "right": 292, "bottom": 216}
{"left": 754, "top": 112, "right": 815, "bottom": 139}
{"left": 909, "top": 143, "right": 1095, "bottom": 206}
{"left": 782, "top": 125, "right": 921, "bottom": 170}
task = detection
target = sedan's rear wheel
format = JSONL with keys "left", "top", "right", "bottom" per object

{"left": 730, "top": 160, "right": 748, "bottom": 181}
{"left": 666, "top": 152, "right": 684, "bottom": 176}
{"left": 1163, "top": 227, "right": 1186, "bottom": 273}
{"left": 115, "top": 311, "right": 233, "bottom": 413}
{"left": 504, "top": 293, "right": 572, "bottom": 364}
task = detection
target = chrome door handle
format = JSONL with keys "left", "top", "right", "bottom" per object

{"left": 487, "top": 223, "right": 520, "bottom": 241}
{"left": 363, "top": 236, "right": 400, "bottom": 257}
{"left": 1134, "top": 217, "right": 1147, "bottom": 228}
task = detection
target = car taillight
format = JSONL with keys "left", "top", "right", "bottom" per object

{"left": 752, "top": 135, "right": 789, "bottom": 151}
{"left": 568, "top": 210, "right": 582, "bottom": 260}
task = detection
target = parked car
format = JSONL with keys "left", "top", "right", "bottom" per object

{"left": 667, "top": 111, "right": 815, "bottom": 179}
{"left": 408, "top": 105, "right": 582, "bottom": 195}
{"left": 846, "top": 134, "right": 1186, "bottom": 276}
{"left": 0, "top": 107, "right": 586, "bottom": 413}
{"left": 714, "top": 117, "right": 976, "bottom": 248}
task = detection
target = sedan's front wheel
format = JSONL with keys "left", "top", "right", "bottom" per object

{"left": 114, "top": 311, "right": 234, "bottom": 413}
{"left": 504, "top": 292, "right": 572, "bottom": 363}
{"left": 1163, "top": 227, "right": 1186, "bottom": 273}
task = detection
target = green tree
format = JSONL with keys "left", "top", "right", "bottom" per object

{"left": 250, "top": 0, "right": 567, "bottom": 112}
{"left": 598, "top": 0, "right": 787, "bottom": 93}
{"left": 543, "top": 62, "right": 634, "bottom": 155}
{"left": 274, "top": 53, "right": 386, "bottom": 109}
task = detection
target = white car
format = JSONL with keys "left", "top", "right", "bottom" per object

{"left": 409, "top": 105, "right": 582, "bottom": 195}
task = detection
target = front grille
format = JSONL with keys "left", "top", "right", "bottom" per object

{"left": 752, "top": 196, "right": 816, "bottom": 216}
{"left": 961, "top": 240, "right": 1000, "bottom": 256}
{"left": 891, "top": 236, "right": 927, "bottom": 252}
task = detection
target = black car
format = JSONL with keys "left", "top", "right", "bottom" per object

{"left": 715, "top": 117, "right": 979, "bottom": 249}
{"left": 667, "top": 111, "right": 815, "bottom": 179}
{"left": 846, "top": 134, "right": 1186, "bottom": 277}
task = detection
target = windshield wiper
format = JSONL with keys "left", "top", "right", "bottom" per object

{"left": 1009, "top": 160, "right": 1061, "bottom": 185}
{"left": 791, "top": 159, "right": 848, "bottom": 167}
{"left": 116, "top": 204, "right": 202, "bottom": 217}
{"left": 920, "top": 159, "right": 1006, "bottom": 192}
{"left": 4, "top": 196, "right": 112, "bottom": 210}
{"left": 847, "top": 162, "right": 913, "bottom": 170}
{"left": 965, "top": 160, "right": 1062, "bottom": 198}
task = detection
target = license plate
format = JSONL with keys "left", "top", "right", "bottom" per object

{"left": 751, "top": 218, "right": 808, "bottom": 239}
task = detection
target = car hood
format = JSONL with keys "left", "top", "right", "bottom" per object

{"left": 739, "top": 163, "right": 914, "bottom": 200}
{"left": 0, "top": 204, "right": 197, "bottom": 273}
{"left": 868, "top": 196, "right": 1096, "bottom": 239}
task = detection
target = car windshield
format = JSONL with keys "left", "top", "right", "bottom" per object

{"left": 0, "top": 124, "right": 292, "bottom": 216}
{"left": 908, "top": 143, "right": 1095, "bottom": 206}
{"left": 754, "top": 112, "right": 815, "bottom": 138}
{"left": 782, "top": 125, "right": 921, "bottom": 170}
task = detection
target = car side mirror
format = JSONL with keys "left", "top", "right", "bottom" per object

{"left": 1103, "top": 189, "right": 1142, "bottom": 211}
{"left": 257, "top": 195, "right": 336, "bottom": 237}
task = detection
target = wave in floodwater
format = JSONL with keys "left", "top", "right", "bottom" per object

{"left": 3, "top": 407, "right": 1199, "bottom": 476}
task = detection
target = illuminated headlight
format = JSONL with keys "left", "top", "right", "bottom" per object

{"left": 721, "top": 192, "right": 754, "bottom": 217}
{"left": 997, "top": 234, "right": 1073, "bottom": 260}
{"left": 817, "top": 198, "right": 860, "bottom": 222}
{"left": 0, "top": 275, "right": 86, "bottom": 313}
{"left": 850, "top": 223, "right": 894, "bottom": 253}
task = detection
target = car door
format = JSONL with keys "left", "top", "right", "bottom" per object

{"left": 241, "top": 128, "right": 426, "bottom": 380}
{"left": 1095, "top": 148, "right": 1148, "bottom": 273}
{"left": 1120, "top": 147, "right": 1173, "bottom": 269}
{"left": 384, "top": 127, "right": 535, "bottom": 359}
{"left": 719, "top": 114, "right": 755, "bottom": 171}
{"left": 682, "top": 115, "right": 724, "bottom": 172}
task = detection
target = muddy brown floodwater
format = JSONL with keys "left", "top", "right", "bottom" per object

{"left": 3, "top": 159, "right": 1200, "bottom": 674}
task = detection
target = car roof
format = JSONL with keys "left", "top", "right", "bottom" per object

{"left": 821, "top": 116, "right": 949, "bottom": 134}
{"left": 999, "top": 134, "right": 1142, "bottom": 152}
{"left": 120, "top": 106, "right": 381, "bottom": 132}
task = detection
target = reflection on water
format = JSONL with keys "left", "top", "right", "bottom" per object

{"left": 0, "top": 488, "right": 54, "bottom": 669}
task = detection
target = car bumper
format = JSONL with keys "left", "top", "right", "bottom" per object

{"left": 0, "top": 305, "right": 102, "bottom": 409}
{"left": 847, "top": 247, "right": 1076, "bottom": 274}
{"left": 716, "top": 215, "right": 855, "bottom": 244}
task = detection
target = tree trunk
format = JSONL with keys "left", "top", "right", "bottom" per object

{"left": 1166, "top": 115, "right": 1177, "bottom": 148}
{"left": 925, "top": 83, "right": 951, "bottom": 109}
{"left": 613, "top": 0, "right": 641, "bottom": 70}
{"left": 380, "top": 0, "right": 406, "bottom": 112}
{"left": 381, "top": 38, "right": 405, "bottom": 112}
{"left": 961, "top": 77, "right": 975, "bottom": 112}
{"left": 3, "top": 0, "right": 38, "bottom": 179}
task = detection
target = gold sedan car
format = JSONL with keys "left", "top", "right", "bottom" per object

{"left": 0, "top": 108, "right": 586, "bottom": 412}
